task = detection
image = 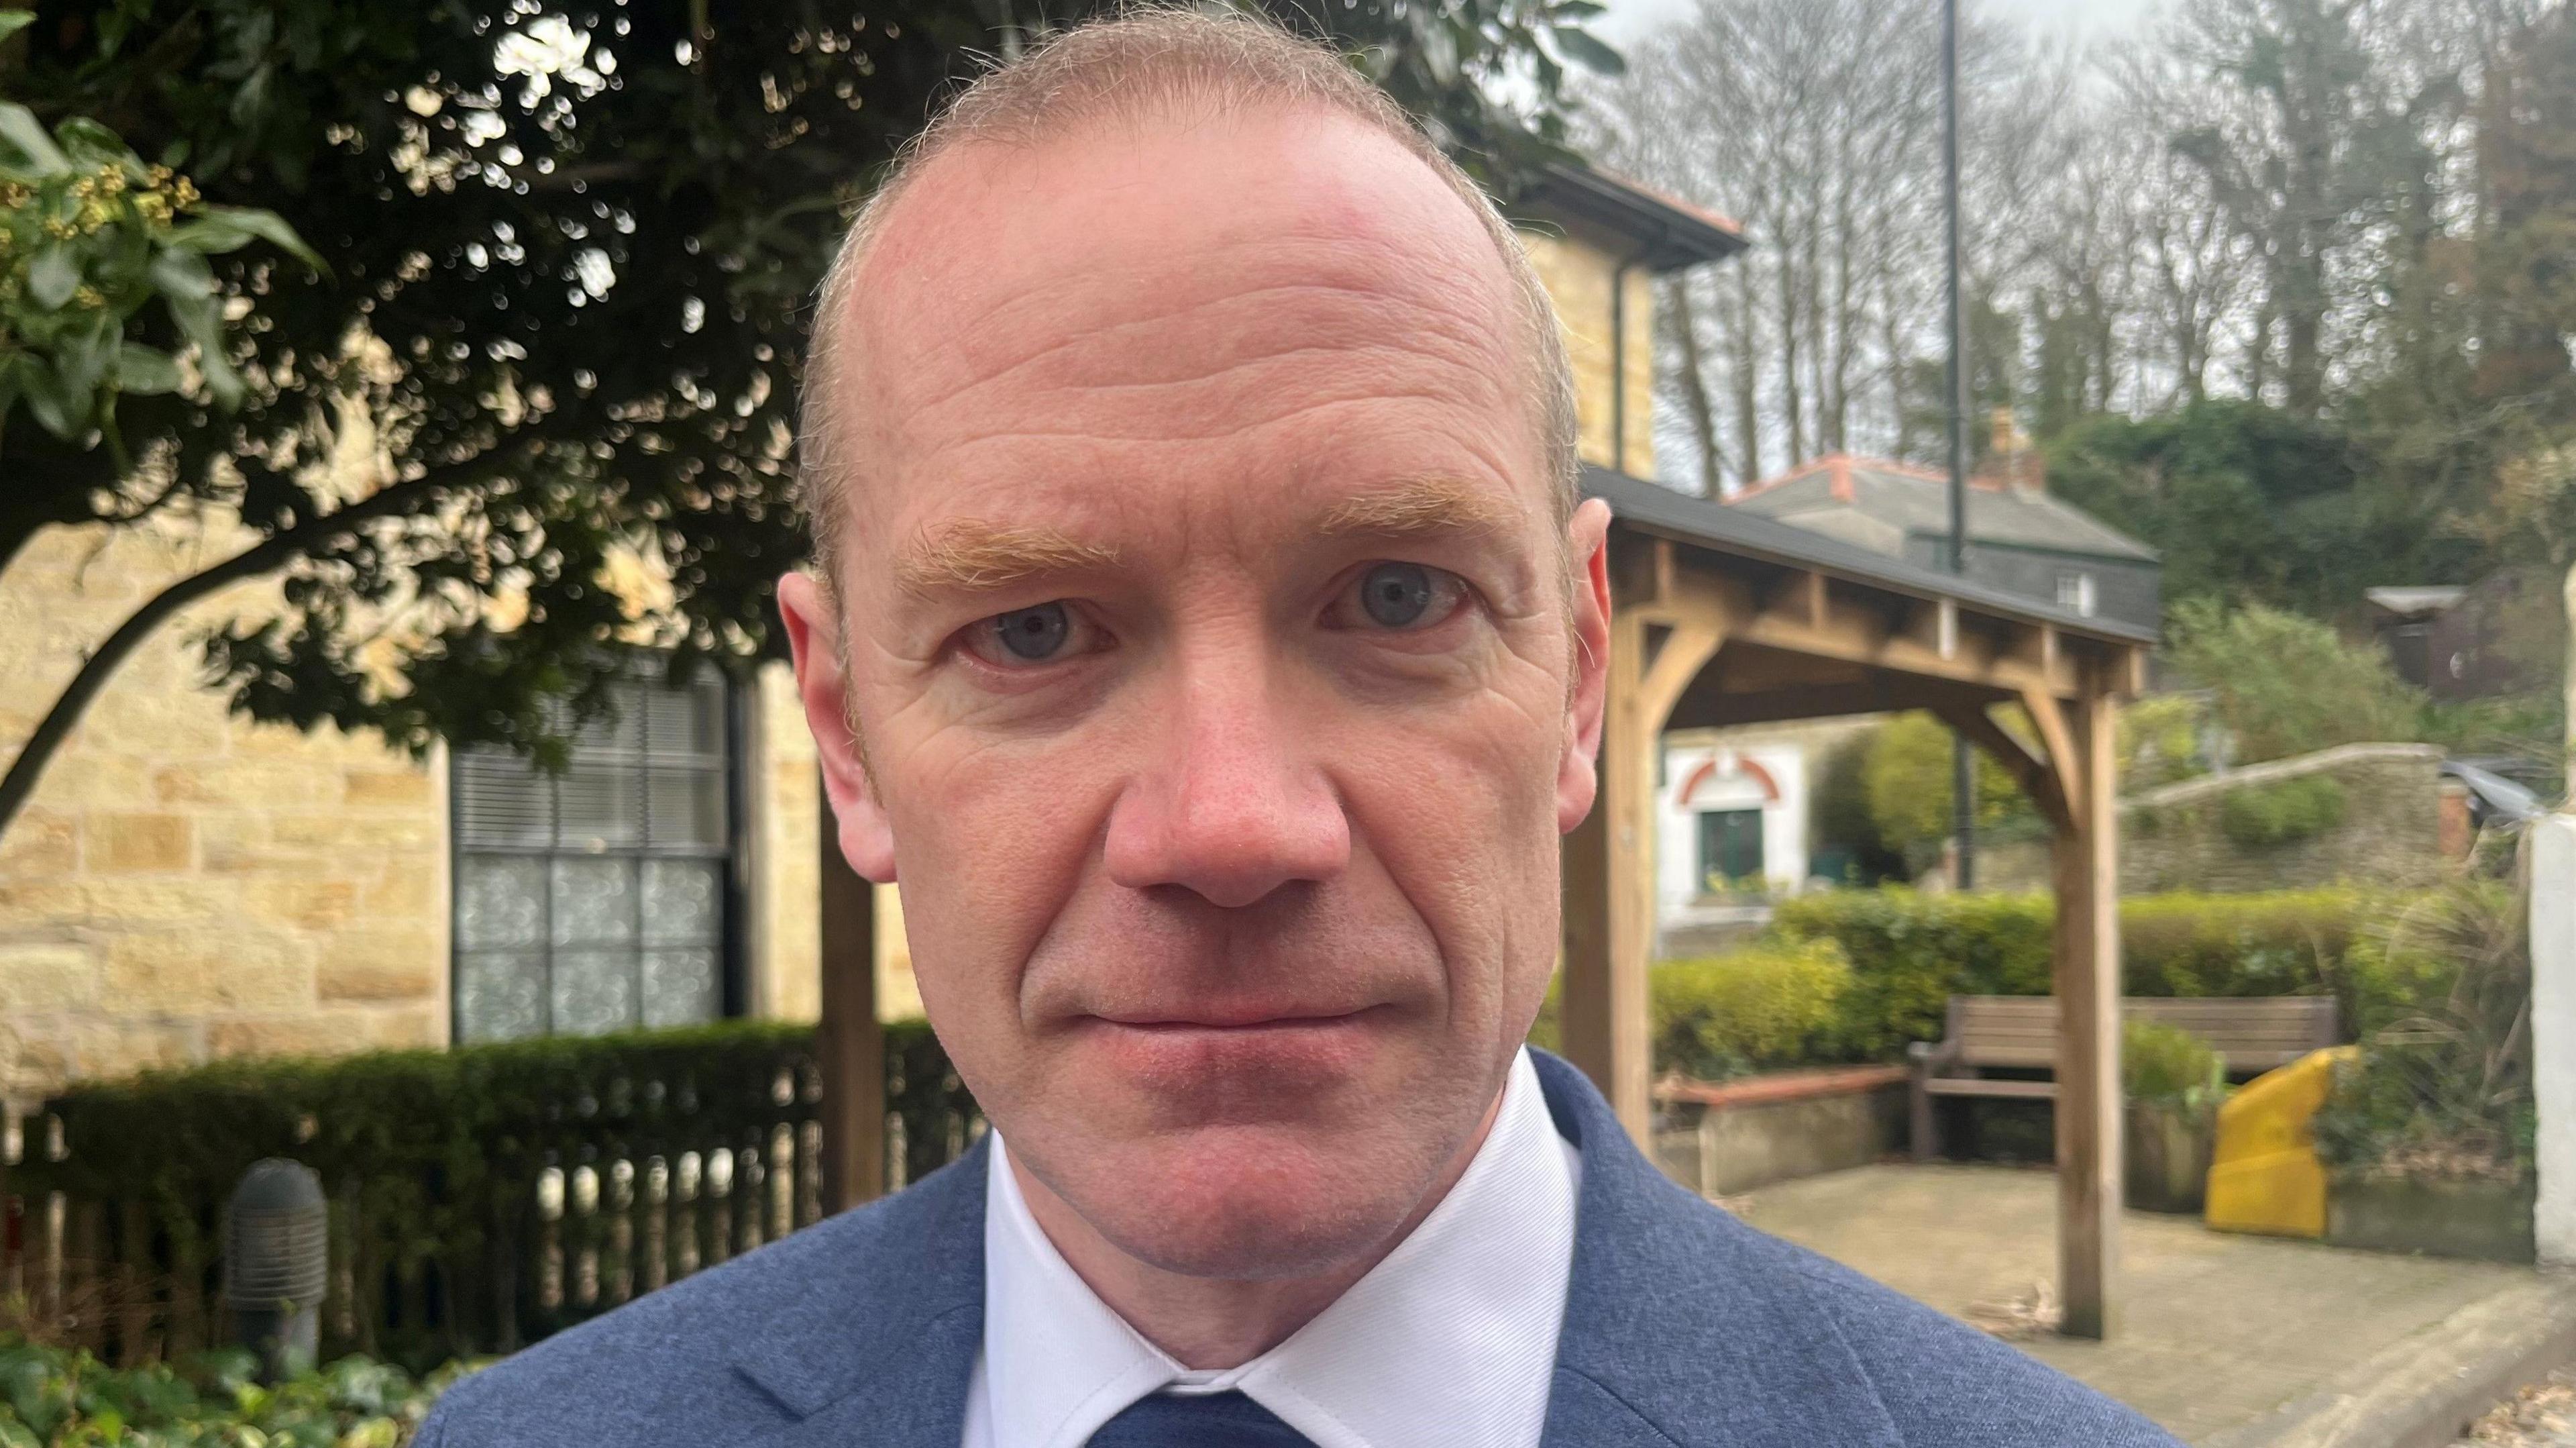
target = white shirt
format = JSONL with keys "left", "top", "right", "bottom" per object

{"left": 960, "top": 1047, "right": 1582, "bottom": 1448}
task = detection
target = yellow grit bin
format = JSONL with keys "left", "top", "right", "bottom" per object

{"left": 2204, "top": 1045, "right": 2358, "bottom": 1239}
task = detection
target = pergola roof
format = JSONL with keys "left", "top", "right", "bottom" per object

{"left": 1580, "top": 465, "right": 2159, "bottom": 648}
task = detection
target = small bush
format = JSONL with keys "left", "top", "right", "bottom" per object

{"left": 2218, "top": 775, "right": 2349, "bottom": 847}
{"left": 2314, "top": 882, "right": 2534, "bottom": 1183}
{"left": 1650, "top": 941, "right": 1852, "bottom": 1081}
{"left": 2123, "top": 1020, "right": 2223, "bottom": 1119}
{"left": 0, "top": 1333, "right": 462, "bottom": 1445}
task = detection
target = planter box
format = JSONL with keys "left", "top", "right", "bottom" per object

{"left": 2326, "top": 1176, "right": 2536, "bottom": 1264}
{"left": 1653, "top": 1066, "right": 1907, "bottom": 1197}
{"left": 2126, "top": 1103, "right": 2214, "bottom": 1215}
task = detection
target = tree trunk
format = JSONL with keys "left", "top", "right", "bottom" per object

{"left": 1664, "top": 278, "right": 1724, "bottom": 497}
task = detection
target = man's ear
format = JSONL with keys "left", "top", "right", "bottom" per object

{"left": 777, "top": 570, "right": 898, "bottom": 882}
{"left": 1558, "top": 498, "right": 1613, "bottom": 835}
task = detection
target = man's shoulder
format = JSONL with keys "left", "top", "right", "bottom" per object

{"left": 417, "top": 1150, "right": 985, "bottom": 1448}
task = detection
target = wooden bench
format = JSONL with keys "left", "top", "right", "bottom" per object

{"left": 1907, "top": 994, "right": 2341, "bottom": 1161}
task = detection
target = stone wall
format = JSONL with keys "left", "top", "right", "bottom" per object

{"left": 747, "top": 661, "right": 922, "bottom": 1025}
{"left": 1980, "top": 743, "right": 2451, "bottom": 895}
{"left": 0, "top": 514, "right": 451, "bottom": 1108}
{"left": 1518, "top": 226, "right": 1656, "bottom": 480}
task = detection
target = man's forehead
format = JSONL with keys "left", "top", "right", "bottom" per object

{"left": 837, "top": 105, "right": 1523, "bottom": 401}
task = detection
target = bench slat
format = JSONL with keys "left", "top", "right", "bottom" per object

{"left": 1924, "top": 1078, "right": 2059, "bottom": 1100}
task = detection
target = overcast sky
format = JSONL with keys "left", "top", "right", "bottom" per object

{"left": 1592, "top": 0, "right": 2165, "bottom": 48}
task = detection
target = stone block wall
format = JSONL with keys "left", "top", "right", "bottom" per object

{"left": 1980, "top": 743, "right": 2451, "bottom": 895}
{"left": 0, "top": 515, "right": 451, "bottom": 1107}
{"left": 1519, "top": 226, "right": 1656, "bottom": 480}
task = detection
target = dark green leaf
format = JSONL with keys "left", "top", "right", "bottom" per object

{"left": 189, "top": 205, "right": 329, "bottom": 274}
{"left": 56, "top": 311, "right": 116, "bottom": 395}
{"left": 0, "top": 102, "right": 69, "bottom": 176}
{"left": 54, "top": 117, "right": 133, "bottom": 166}
{"left": 164, "top": 217, "right": 258, "bottom": 255}
{"left": 115, "top": 344, "right": 183, "bottom": 396}
{"left": 28, "top": 246, "right": 80, "bottom": 310}
{"left": 18, "top": 358, "right": 80, "bottom": 439}
{"left": 1549, "top": 24, "right": 1624, "bottom": 75}
{"left": 148, "top": 246, "right": 216, "bottom": 304}
{"left": 0, "top": 9, "right": 32, "bottom": 42}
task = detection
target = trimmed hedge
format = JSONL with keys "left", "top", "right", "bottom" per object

{"left": 10, "top": 1019, "right": 975, "bottom": 1369}
{"left": 1648, "top": 941, "right": 1852, "bottom": 1082}
{"left": 1760, "top": 886, "right": 2421, "bottom": 1063}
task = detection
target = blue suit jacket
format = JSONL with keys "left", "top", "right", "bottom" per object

{"left": 420, "top": 1050, "right": 2180, "bottom": 1446}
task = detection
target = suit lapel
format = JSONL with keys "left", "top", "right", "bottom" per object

{"left": 1532, "top": 1051, "right": 1904, "bottom": 1448}
{"left": 736, "top": 1138, "right": 991, "bottom": 1448}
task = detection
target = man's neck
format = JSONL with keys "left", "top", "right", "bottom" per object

{"left": 1009, "top": 1083, "right": 1511, "bottom": 1370}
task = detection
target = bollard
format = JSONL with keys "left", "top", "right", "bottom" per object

{"left": 225, "top": 1159, "right": 329, "bottom": 1381}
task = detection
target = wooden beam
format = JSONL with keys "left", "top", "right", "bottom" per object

{"left": 2018, "top": 686, "right": 2083, "bottom": 822}
{"left": 1927, "top": 698, "right": 2063, "bottom": 827}
{"left": 2052, "top": 686, "right": 2123, "bottom": 1340}
{"left": 1562, "top": 606, "right": 1721, "bottom": 1147}
{"left": 817, "top": 790, "right": 886, "bottom": 1214}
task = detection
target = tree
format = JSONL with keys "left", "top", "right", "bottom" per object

{"left": 2162, "top": 0, "right": 2455, "bottom": 419}
{"left": 2164, "top": 597, "right": 2427, "bottom": 762}
{"left": 0, "top": 0, "right": 1619, "bottom": 841}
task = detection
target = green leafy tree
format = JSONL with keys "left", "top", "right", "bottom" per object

{"left": 2165, "top": 597, "right": 2426, "bottom": 762}
{"left": 2045, "top": 399, "right": 2478, "bottom": 617}
{"left": 0, "top": 0, "right": 1619, "bottom": 841}
{"left": 1860, "top": 710, "right": 2037, "bottom": 869}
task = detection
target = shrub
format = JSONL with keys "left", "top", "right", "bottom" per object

{"left": 2218, "top": 775, "right": 2349, "bottom": 847}
{"left": 1770, "top": 886, "right": 2419, "bottom": 1059}
{"left": 0, "top": 1334, "right": 460, "bottom": 1445}
{"left": 2165, "top": 599, "right": 2426, "bottom": 762}
{"left": 1765, "top": 889, "right": 2056, "bottom": 1058}
{"left": 1650, "top": 941, "right": 1852, "bottom": 1081}
{"left": 2314, "top": 882, "right": 2534, "bottom": 1183}
{"left": 2123, "top": 1020, "right": 2224, "bottom": 1119}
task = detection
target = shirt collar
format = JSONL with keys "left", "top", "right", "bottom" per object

{"left": 977, "top": 1047, "right": 1581, "bottom": 1448}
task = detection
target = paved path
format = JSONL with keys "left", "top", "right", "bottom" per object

{"left": 1729, "top": 1163, "right": 2548, "bottom": 1444}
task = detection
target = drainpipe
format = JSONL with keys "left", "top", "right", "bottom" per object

{"left": 1608, "top": 243, "right": 1656, "bottom": 478}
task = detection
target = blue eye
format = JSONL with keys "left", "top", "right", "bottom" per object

{"left": 1360, "top": 563, "right": 1435, "bottom": 627}
{"left": 991, "top": 603, "right": 1070, "bottom": 660}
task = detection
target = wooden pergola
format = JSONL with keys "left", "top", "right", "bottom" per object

{"left": 1560, "top": 466, "right": 2155, "bottom": 1340}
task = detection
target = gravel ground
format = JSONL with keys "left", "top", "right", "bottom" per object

{"left": 2458, "top": 1367, "right": 2576, "bottom": 1446}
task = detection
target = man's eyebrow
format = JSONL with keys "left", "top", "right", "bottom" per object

{"left": 1314, "top": 477, "right": 1522, "bottom": 539}
{"left": 894, "top": 519, "right": 1120, "bottom": 599}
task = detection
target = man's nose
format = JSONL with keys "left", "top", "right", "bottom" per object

{"left": 1102, "top": 656, "right": 1351, "bottom": 909}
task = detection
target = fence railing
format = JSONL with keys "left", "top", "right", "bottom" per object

{"left": 0, "top": 1019, "right": 978, "bottom": 1369}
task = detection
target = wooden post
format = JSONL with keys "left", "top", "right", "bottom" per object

{"left": 817, "top": 790, "right": 886, "bottom": 1214}
{"left": 2051, "top": 683, "right": 2122, "bottom": 1339}
{"left": 1560, "top": 611, "right": 1654, "bottom": 1142}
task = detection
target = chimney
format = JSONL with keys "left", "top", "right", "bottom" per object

{"left": 1982, "top": 407, "right": 2044, "bottom": 493}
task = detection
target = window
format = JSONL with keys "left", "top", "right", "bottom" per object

{"left": 451, "top": 670, "right": 737, "bottom": 1043}
{"left": 2055, "top": 572, "right": 2097, "bottom": 617}
{"left": 1697, "top": 809, "right": 1765, "bottom": 891}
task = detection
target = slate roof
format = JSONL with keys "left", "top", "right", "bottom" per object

{"left": 1579, "top": 465, "right": 2159, "bottom": 646}
{"left": 1724, "top": 454, "right": 2158, "bottom": 564}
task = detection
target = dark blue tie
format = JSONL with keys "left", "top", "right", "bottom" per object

{"left": 1087, "top": 1389, "right": 1317, "bottom": 1446}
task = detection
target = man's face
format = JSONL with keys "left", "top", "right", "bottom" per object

{"left": 780, "top": 106, "right": 1611, "bottom": 1279}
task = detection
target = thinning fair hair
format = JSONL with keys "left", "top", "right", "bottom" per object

{"left": 794, "top": 7, "right": 1580, "bottom": 570}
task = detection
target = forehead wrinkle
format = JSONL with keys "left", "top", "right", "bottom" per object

{"left": 895, "top": 519, "right": 1120, "bottom": 600}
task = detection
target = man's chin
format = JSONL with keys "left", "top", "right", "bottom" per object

{"left": 1035, "top": 1124, "right": 1435, "bottom": 1282}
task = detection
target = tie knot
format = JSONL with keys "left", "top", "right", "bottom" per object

{"left": 1087, "top": 1388, "right": 1316, "bottom": 1447}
